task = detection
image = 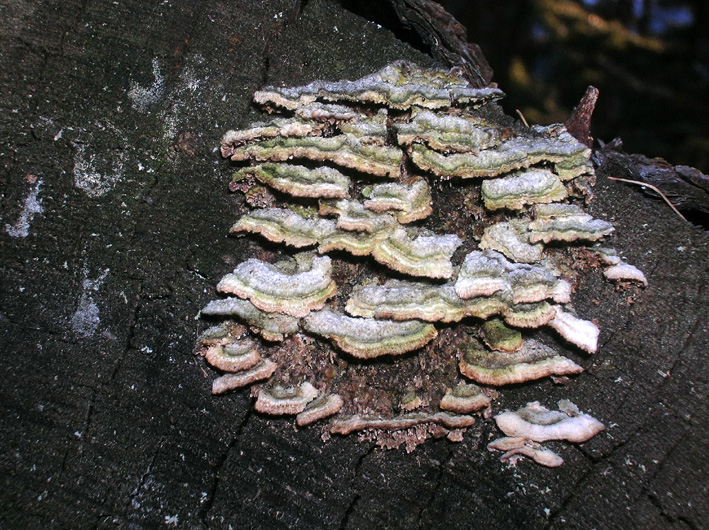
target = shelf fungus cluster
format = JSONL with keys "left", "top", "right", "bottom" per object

{"left": 196, "top": 62, "right": 645, "bottom": 461}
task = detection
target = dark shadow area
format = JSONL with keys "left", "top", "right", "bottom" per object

{"left": 438, "top": 0, "right": 709, "bottom": 174}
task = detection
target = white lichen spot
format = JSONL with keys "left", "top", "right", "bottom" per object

{"left": 128, "top": 58, "right": 165, "bottom": 112}
{"left": 73, "top": 145, "right": 125, "bottom": 197}
{"left": 5, "top": 179, "right": 43, "bottom": 238}
{"left": 71, "top": 266, "right": 109, "bottom": 338}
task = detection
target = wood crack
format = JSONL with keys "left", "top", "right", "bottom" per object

{"left": 338, "top": 443, "right": 376, "bottom": 530}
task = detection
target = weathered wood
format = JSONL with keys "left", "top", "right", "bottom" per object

{"left": 1, "top": 1, "right": 707, "bottom": 529}
{"left": 596, "top": 139, "right": 709, "bottom": 216}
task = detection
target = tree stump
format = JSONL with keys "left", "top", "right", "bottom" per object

{"left": 1, "top": 1, "right": 707, "bottom": 528}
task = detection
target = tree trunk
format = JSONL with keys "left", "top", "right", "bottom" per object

{"left": 1, "top": 1, "right": 707, "bottom": 528}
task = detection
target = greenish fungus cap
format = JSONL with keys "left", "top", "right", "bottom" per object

{"left": 479, "top": 221, "right": 543, "bottom": 264}
{"left": 481, "top": 319, "right": 523, "bottom": 352}
{"left": 319, "top": 199, "right": 397, "bottom": 234}
{"left": 234, "top": 163, "right": 351, "bottom": 199}
{"left": 217, "top": 253, "right": 336, "bottom": 318}
{"left": 409, "top": 125, "right": 591, "bottom": 179}
{"left": 302, "top": 310, "right": 437, "bottom": 358}
{"left": 255, "top": 382, "right": 319, "bottom": 415}
{"left": 220, "top": 117, "right": 325, "bottom": 153}
{"left": 361, "top": 176, "right": 433, "bottom": 224}
{"left": 439, "top": 384, "right": 492, "bottom": 413}
{"left": 293, "top": 102, "right": 359, "bottom": 122}
{"left": 481, "top": 168, "right": 568, "bottom": 211}
{"left": 253, "top": 61, "right": 505, "bottom": 111}
{"left": 345, "top": 279, "right": 469, "bottom": 323}
{"left": 395, "top": 108, "right": 508, "bottom": 153}
{"left": 371, "top": 227, "right": 462, "bottom": 279}
{"left": 338, "top": 109, "right": 389, "bottom": 144}
{"left": 459, "top": 338, "right": 582, "bottom": 386}
{"left": 230, "top": 207, "right": 336, "bottom": 248}
{"left": 317, "top": 226, "right": 392, "bottom": 256}
{"left": 455, "top": 250, "right": 567, "bottom": 304}
{"left": 528, "top": 203, "right": 614, "bottom": 244}
{"left": 225, "top": 134, "right": 403, "bottom": 178}
{"left": 200, "top": 298, "right": 300, "bottom": 342}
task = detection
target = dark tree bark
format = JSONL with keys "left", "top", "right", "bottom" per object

{"left": 1, "top": 1, "right": 707, "bottom": 529}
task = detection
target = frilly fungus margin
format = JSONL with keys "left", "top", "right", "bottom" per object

{"left": 195, "top": 61, "right": 646, "bottom": 461}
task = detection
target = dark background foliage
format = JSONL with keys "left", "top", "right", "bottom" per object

{"left": 343, "top": 0, "right": 709, "bottom": 172}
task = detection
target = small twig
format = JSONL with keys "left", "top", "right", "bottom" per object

{"left": 607, "top": 175, "right": 689, "bottom": 223}
{"left": 515, "top": 109, "right": 530, "bottom": 128}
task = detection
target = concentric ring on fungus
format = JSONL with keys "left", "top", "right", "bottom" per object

{"left": 196, "top": 61, "right": 645, "bottom": 460}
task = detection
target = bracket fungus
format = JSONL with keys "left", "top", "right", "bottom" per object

{"left": 255, "top": 382, "right": 319, "bottom": 415}
{"left": 216, "top": 253, "right": 336, "bottom": 318}
{"left": 459, "top": 338, "right": 583, "bottom": 386}
{"left": 200, "top": 298, "right": 300, "bottom": 342}
{"left": 302, "top": 310, "right": 438, "bottom": 359}
{"left": 234, "top": 163, "right": 351, "bottom": 199}
{"left": 494, "top": 399, "right": 605, "bottom": 443}
{"left": 196, "top": 61, "right": 644, "bottom": 460}
{"left": 488, "top": 399, "right": 604, "bottom": 467}
{"left": 487, "top": 437, "right": 565, "bottom": 468}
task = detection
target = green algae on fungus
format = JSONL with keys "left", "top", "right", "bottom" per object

{"left": 459, "top": 338, "right": 583, "bottom": 386}
{"left": 225, "top": 134, "right": 403, "bottom": 177}
{"left": 234, "top": 163, "right": 351, "bottom": 199}
{"left": 197, "top": 61, "right": 642, "bottom": 458}
{"left": 481, "top": 168, "right": 568, "bottom": 211}
{"left": 481, "top": 319, "right": 523, "bottom": 352}
{"left": 253, "top": 61, "right": 504, "bottom": 111}
{"left": 409, "top": 125, "right": 591, "bottom": 180}
{"left": 529, "top": 203, "right": 614, "bottom": 244}
{"left": 200, "top": 299, "right": 300, "bottom": 342}
{"left": 479, "top": 221, "right": 544, "bottom": 264}
{"left": 302, "top": 309, "right": 437, "bottom": 359}
{"left": 217, "top": 252, "right": 336, "bottom": 318}
{"left": 230, "top": 207, "right": 336, "bottom": 248}
{"left": 361, "top": 177, "right": 433, "bottom": 224}
{"left": 371, "top": 227, "right": 462, "bottom": 279}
